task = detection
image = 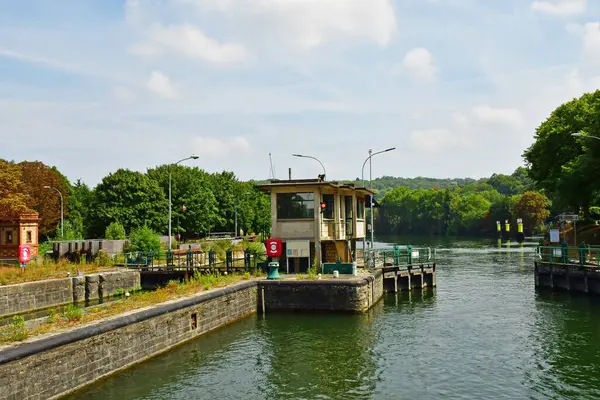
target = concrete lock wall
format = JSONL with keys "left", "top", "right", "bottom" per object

{"left": 0, "top": 270, "right": 140, "bottom": 318}
{"left": 259, "top": 271, "right": 384, "bottom": 313}
{"left": 0, "top": 282, "right": 257, "bottom": 400}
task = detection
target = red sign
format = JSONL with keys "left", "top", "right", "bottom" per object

{"left": 18, "top": 245, "right": 31, "bottom": 264}
{"left": 265, "top": 238, "right": 282, "bottom": 257}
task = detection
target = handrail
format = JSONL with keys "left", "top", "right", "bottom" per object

{"left": 535, "top": 245, "right": 600, "bottom": 268}
{"left": 364, "top": 245, "right": 435, "bottom": 270}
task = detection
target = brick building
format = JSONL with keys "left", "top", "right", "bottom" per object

{"left": 257, "top": 178, "right": 374, "bottom": 273}
{"left": 0, "top": 213, "right": 40, "bottom": 259}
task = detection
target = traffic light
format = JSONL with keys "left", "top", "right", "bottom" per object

{"left": 320, "top": 202, "right": 327, "bottom": 213}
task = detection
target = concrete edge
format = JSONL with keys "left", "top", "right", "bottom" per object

{"left": 0, "top": 280, "right": 257, "bottom": 365}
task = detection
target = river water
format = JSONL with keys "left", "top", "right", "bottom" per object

{"left": 66, "top": 238, "right": 600, "bottom": 400}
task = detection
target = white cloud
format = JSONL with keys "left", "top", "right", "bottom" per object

{"left": 191, "top": 136, "right": 251, "bottom": 158}
{"left": 401, "top": 48, "right": 437, "bottom": 83}
{"left": 140, "top": 25, "right": 247, "bottom": 63}
{"left": 471, "top": 106, "right": 523, "bottom": 128}
{"left": 146, "top": 71, "right": 177, "bottom": 98}
{"left": 582, "top": 22, "right": 600, "bottom": 61}
{"left": 531, "top": 0, "right": 586, "bottom": 15}
{"left": 133, "top": 0, "right": 397, "bottom": 51}
{"left": 409, "top": 129, "right": 456, "bottom": 154}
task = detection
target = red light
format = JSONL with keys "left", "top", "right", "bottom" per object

{"left": 321, "top": 202, "right": 326, "bottom": 209}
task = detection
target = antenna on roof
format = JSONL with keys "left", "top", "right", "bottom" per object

{"left": 269, "top": 152, "right": 275, "bottom": 180}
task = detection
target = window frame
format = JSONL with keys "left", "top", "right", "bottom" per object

{"left": 276, "top": 192, "right": 315, "bottom": 220}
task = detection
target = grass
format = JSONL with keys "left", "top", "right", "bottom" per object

{"left": 0, "top": 270, "right": 264, "bottom": 344}
{"left": 0, "top": 259, "right": 115, "bottom": 286}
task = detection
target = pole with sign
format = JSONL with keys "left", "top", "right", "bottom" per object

{"left": 19, "top": 244, "right": 31, "bottom": 274}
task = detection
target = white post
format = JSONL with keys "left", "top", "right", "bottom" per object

{"left": 168, "top": 168, "right": 172, "bottom": 250}
{"left": 369, "top": 149, "right": 374, "bottom": 254}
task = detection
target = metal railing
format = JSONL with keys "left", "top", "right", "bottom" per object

{"left": 122, "top": 248, "right": 267, "bottom": 273}
{"left": 364, "top": 245, "right": 436, "bottom": 270}
{"left": 536, "top": 245, "right": 600, "bottom": 269}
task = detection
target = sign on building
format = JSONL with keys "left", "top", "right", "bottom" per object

{"left": 286, "top": 240, "right": 310, "bottom": 258}
{"left": 549, "top": 229, "right": 560, "bottom": 243}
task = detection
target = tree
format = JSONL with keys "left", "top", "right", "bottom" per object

{"left": 89, "top": 169, "right": 167, "bottom": 236}
{"left": 512, "top": 191, "right": 551, "bottom": 231}
{"left": 67, "top": 179, "right": 93, "bottom": 239}
{"left": 0, "top": 160, "right": 33, "bottom": 218}
{"left": 523, "top": 90, "right": 600, "bottom": 216}
{"left": 146, "top": 165, "right": 219, "bottom": 238}
{"left": 105, "top": 221, "right": 126, "bottom": 240}
{"left": 18, "top": 161, "right": 70, "bottom": 236}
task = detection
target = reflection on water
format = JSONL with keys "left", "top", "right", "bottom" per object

{"left": 68, "top": 237, "right": 600, "bottom": 399}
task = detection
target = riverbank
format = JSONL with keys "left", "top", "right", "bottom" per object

{"left": 0, "top": 271, "right": 390, "bottom": 399}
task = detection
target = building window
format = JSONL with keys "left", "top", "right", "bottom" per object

{"left": 26, "top": 231, "right": 32, "bottom": 243}
{"left": 344, "top": 196, "right": 353, "bottom": 219}
{"left": 277, "top": 193, "right": 315, "bottom": 219}
{"left": 6, "top": 231, "right": 13, "bottom": 244}
{"left": 322, "top": 194, "right": 335, "bottom": 219}
{"left": 357, "top": 198, "right": 365, "bottom": 219}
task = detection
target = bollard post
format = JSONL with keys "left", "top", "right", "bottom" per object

{"left": 208, "top": 249, "right": 215, "bottom": 269}
{"left": 226, "top": 248, "right": 233, "bottom": 273}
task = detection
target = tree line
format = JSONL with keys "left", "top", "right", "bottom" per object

{"left": 0, "top": 160, "right": 271, "bottom": 242}
{"left": 375, "top": 168, "right": 551, "bottom": 236}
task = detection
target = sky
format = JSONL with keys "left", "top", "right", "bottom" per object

{"left": 1, "top": 0, "right": 600, "bottom": 186}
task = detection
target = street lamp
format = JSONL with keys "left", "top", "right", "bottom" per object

{"left": 168, "top": 155, "right": 199, "bottom": 250}
{"left": 571, "top": 132, "right": 600, "bottom": 140}
{"left": 360, "top": 147, "right": 396, "bottom": 258}
{"left": 234, "top": 191, "right": 252, "bottom": 238}
{"left": 43, "top": 186, "right": 63, "bottom": 238}
{"left": 361, "top": 148, "right": 396, "bottom": 188}
{"left": 292, "top": 154, "right": 326, "bottom": 179}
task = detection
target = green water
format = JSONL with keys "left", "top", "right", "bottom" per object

{"left": 66, "top": 238, "right": 600, "bottom": 399}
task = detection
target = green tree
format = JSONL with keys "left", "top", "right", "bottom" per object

{"left": 128, "top": 225, "right": 161, "bottom": 253}
{"left": 89, "top": 169, "right": 167, "bottom": 236}
{"left": 146, "top": 165, "right": 219, "bottom": 238}
{"left": 67, "top": 179, "right": 93, "bottom": 239}
{"left": 105, "top": 221, "right": 126, "bottom": 240}
{"left": 523, "top": 90, "right": 600, "bottom": 216}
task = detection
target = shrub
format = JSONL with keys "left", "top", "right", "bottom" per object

{"left": 7, "top": 316, "right": 27, "bottom": 341}
{"left": 129, "top": 225, "right": 161, "bottom": 254}
{"left": 95, "top": 250, "right": 113, "bottom": 267}
{"left": 64, "top": 304, "right": 82, "bottom": 321}
{"left": 105, "top": 221, "right": 127, "bottom": 240}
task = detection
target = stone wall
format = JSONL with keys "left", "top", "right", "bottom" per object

{"left": 259, "top": 271, "right": 384, "bottom": 313}
{"left": 0, "top": 269, "right": 140, "bottom": 317}
{"left": 0, "top": 278, "right": 73, "bottom": 318}
{"left": 0, "top": 281, "right": 257, "bottom": 400}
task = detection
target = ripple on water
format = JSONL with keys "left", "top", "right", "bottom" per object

{"left": 67, "top": 241, "right": 600, "bottom": 400}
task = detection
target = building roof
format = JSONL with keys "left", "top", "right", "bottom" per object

{"left": 256, "top": 178, "right": 375, "bottom": 195}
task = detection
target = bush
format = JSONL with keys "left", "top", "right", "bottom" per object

{"left": 105, "top": 221, "right": 126, "bottom": 240}
{"left": 64, "top": 304, "right": 82, "bottom": 321}
{"left": 128, "top": 225, "right": 161, "bottom": 254}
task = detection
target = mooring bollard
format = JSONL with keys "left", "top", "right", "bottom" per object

{"left": 267, "top": 261, "right": 281, "bottom": 280}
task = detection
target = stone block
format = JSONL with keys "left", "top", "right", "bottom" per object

{"left": 72, "top": 276, "right": 85, "bottom": 303}
{"left": 85, "top": 275, "right": 99, "bottom": 301}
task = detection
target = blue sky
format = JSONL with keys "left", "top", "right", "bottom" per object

{"left": 1, "top": 0, "right": 599, "bottom": 185}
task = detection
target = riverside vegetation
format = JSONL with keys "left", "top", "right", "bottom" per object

{"left": 0, "top": 269, "right": 264, "bottom": 345}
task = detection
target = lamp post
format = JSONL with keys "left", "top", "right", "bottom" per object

{"left": 43, "top": 186, "right": 64, "bottom": 238}
{"left": 292, "top": 154, "right": 326, "bottom": 179}
{"left": 169, "top": 155, "right": 199, "bottom": 250}
{"left": 234, "top": 192, "right": 251, "bottom": 238}
{"left": 360, "top": 147, "right": 395, "bottom": 249}
{"left": 571, "top": 132, "right": 600, "bottom": 140}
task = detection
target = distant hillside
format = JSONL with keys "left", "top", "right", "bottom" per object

{"left": 251, "top": 167, "right": 532, "bottom": 200}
